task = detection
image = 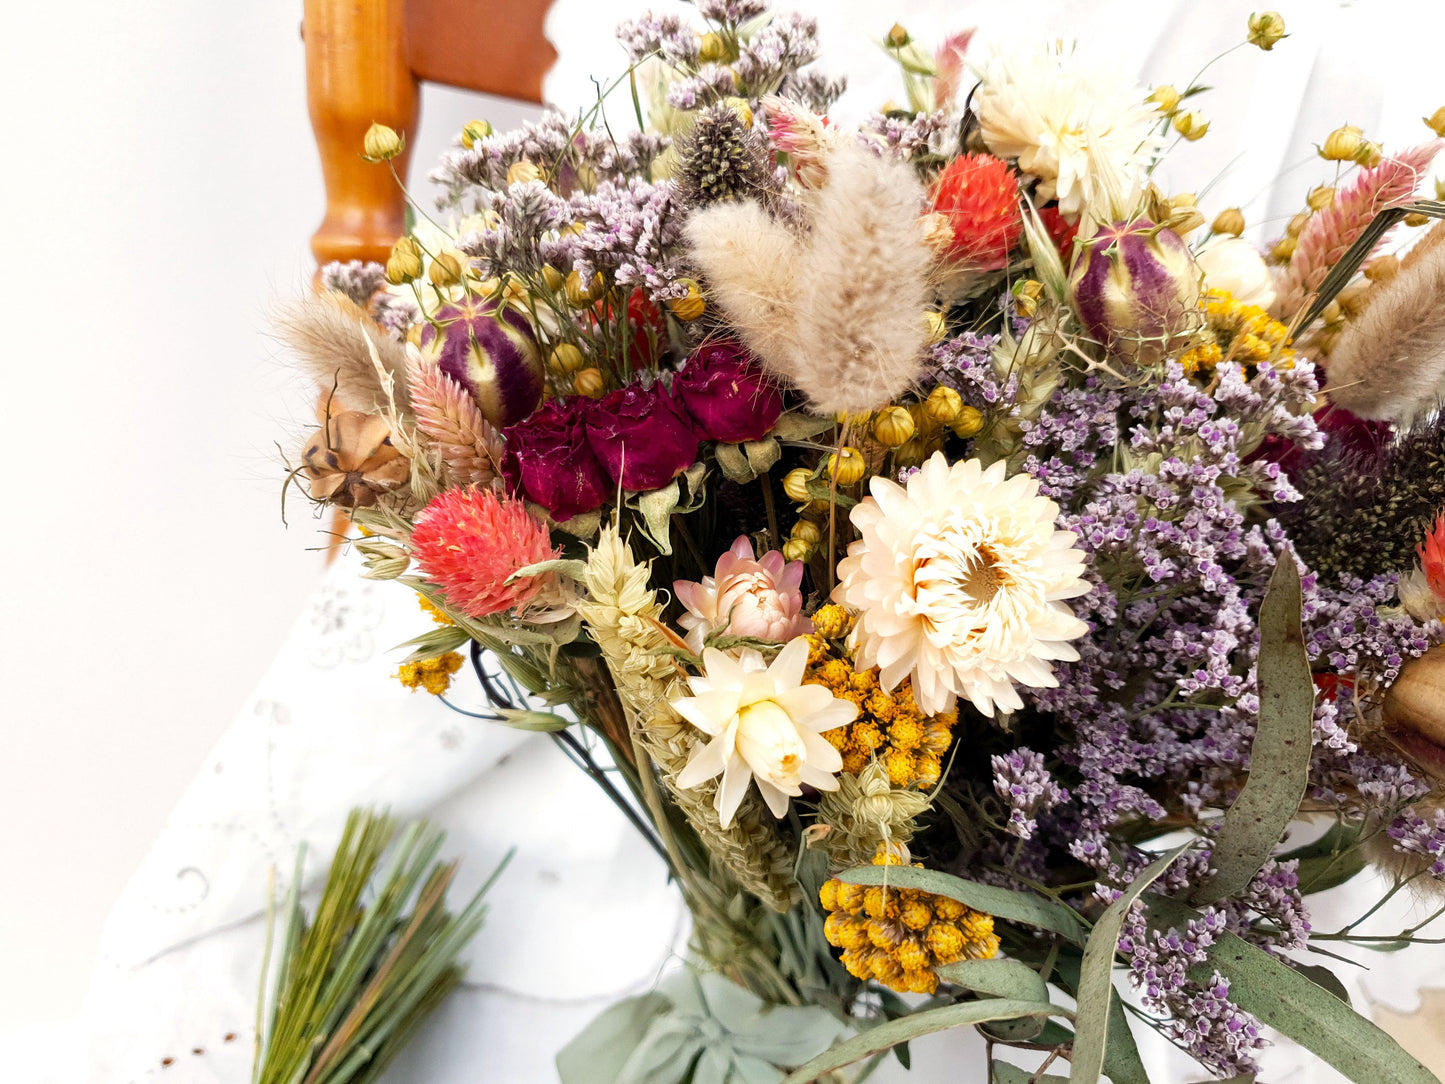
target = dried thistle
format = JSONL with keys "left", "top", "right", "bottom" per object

{"left": 1325, "top": 222, "right": 1445, "bottom": 424}
{"left": 1273, "top": 142, "right": 1442, "bottom": 324}
{"left": 405, "top": 346, "right": 504, "bottom": 489}
{"left": 277, "top": 293, "right": 412, "bottom": 417}
{"left": 675, "top": 103, "right": 781, "bottom": 209}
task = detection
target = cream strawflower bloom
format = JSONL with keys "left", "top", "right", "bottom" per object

{"left": 973, "top": 41, "right": 1161, "bottom": 218}
{"left": 673, "top": 638, "right": 857, "bottom": 828}
{"left": 834, "top": 453, "right": 1091, "bottom": 717}
{"left": 1195, "top": 236, "right": 1278, "bottom": 310}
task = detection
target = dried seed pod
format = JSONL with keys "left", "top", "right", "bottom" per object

{"left": 302, "top": 412, "right": 410, "bottom": 508}
{"left": 1385, "top": 646, "right": 1445, "bottom": 756}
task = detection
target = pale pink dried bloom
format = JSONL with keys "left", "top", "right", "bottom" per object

{"left": 762, "top": 94, "right": 840, "bottom": 187}
{"left": 932, "top": 29, "right": 976, "bottom": 108}
{"left": 674, "top": 535, "right": 811, "bottom": 654}
{"left": 1273, "top": 141, "right": 1442, "bottom": 324}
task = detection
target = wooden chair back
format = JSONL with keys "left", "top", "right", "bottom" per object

{"left": 304, "top": 0, "right": 557, "bottom": 268}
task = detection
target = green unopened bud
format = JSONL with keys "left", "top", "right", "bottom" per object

{"left": 698, "top": 31, "right": 729, "bottom": 64}
{"left": 1247, "top": 11, "right": 1286, "bottom": 51}
{"left": 427, "top": 251, "right": 465, "bottom": 288}
{"left": 1172, "top": 111, "right": 1209, "bottom": 141}
{"left": 461, "top": 119, "right": 493, "bottom": 148}
{"left": 385, "top": 236, "right": 424, "bottom": 285}
{"left": 1212, "top": 208, "right": 1246, "bottom": 236}
{"left": 362, "top": 122, "right": 404, "bottom": 162}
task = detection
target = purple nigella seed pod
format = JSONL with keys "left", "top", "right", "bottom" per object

{"left": 420, "top": 298, "right": 544, "bottom": 428}
{"left": 1068, "top": 219, "right": 1201, "bottom": 364}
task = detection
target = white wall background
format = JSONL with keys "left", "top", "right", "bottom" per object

{"left": 2, "top": 0, "right": 1444, "bottom": 1068}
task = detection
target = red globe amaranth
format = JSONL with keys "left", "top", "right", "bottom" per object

{"left": 585, "top": 382, "right": 699, "bottom": 492}
{"left": 501, "top": 396, "right": 612, "bottom": 521}
{"left": 1038, "top": 204, "right": 1079, "bottom": 266}
{"left": 930, "top": 154, "right": 1023, "bottom": 270}
{"left": 673, "top": 342, "right": 784, "bottom": 444}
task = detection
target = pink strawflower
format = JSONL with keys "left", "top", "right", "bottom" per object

{"left": 410, "top": 487, "right": 559, "bottom": 618}
{"left": 674, "top": 535, "right": 811, "bottom": 654}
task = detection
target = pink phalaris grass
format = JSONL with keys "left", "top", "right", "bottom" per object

{"left": 410, "top": 487, "right": 559, "bottom": 618}
{"left": 931, "top": 29, "right": 976, "bottom": 108}
{"left": 407, "top": 348, "right": 505, "bottom": 489}
{"left": 1274, "top": 141, "right": 1442, "bottom": 324}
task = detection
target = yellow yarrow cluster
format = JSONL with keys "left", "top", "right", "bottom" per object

{"left": 804, "top": 606, "right": 954, "bottom": 787}
{"left": 395, "top": 652, "right": 464, "bottom": 695}
{"left": 1182, "top": 289, "right": 1295, "bottom": 374}
{"left": 820, "top": 850, "right": 999, "bottom": 994}
{"left": 418, "top": 594, "right": 455, "bottom": 626}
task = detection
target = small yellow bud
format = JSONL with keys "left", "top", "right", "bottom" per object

{"left": 1319, "top": 124, "right": 1364, "bottom": 162}
{"left": 827, "top": 447, "right": 867, "bottom": 486}
{"left": 782, "top": 538, "right": 813, "bottom": 563}
{"left": 574, "top": 367, "right": 606, "bottom": 398}
{"left": 1426, "top": 107, "right": 1445, "bottom": 138}
{"left": 1148, "top": 84, "right": 1181, "bottom": 115}
{"left": 427, "top": 251, "right": 465, "bottom": 287}
{"left": 1247, "top": 11, "right": 1287, "bottom": 51}
{"left": 1404, "top": 211, "right": 1431, "bottom": 227}
{"left": 667, "top": 281, "right": 706, "bottom": 321}
{"left": 886, "top": 23, "right": 911, "bottom": 48}
{"left": 1172, "top": 111, "right": 1209, "bottom": 141}
{"left": 924, "top": 310, "right": 947, "bottom": 342}
{"left": 1364, "top": 254, "right": 1400, "bottom": 282}
{"left": 1285, "top": 212, "right": 1311, "bottom": 238}
{"left": 361, "top": 122, "right": 404, "bottom": 162}
{"left": 922, "top": 385, "right": 963, "bottom": 426}
{"left": 893, "top": 436, "right": 930, "bottom": 468}
{"left": 1306, "top": 185, "right": 1337, "bottom": 212}
{"left": 565, "top": 269, "right": 606, "bottom": 308}
{"left": 1337, "top": 280, "right": 1371, "bottom": 319}
{"left": 871, "top": 405, "right": 915, "bottom": 448}
{"left": 952, "top": 404, "right": 984, "bottom": 438}
{"left": 790, "top": 519, "right": 822, "bottom": 545}
{"left": 1437, "top": 178, "right": 1445, "bottom": 203}
{"left": 1318, "top": 301, "right": 1342, "bottom": 327}
{"left": 1354, "top": 141, "right": 1383, "bottom": 168}
{"left": 835, "top": 410, "right": 872, "bottom": 428}
{"left": 384, "top": 236, "right": 424, "bottom": 285}
{"left": 1270, "top": 236, "right": 1298, "bottom": 263}
{"left": 724, "top": 96, "right": 753, "bottom": 127}
{"left": 782, "top": 468, "right": 814, "bottom": 503}
{"left": 549, "top": 343, "right": 586, "bottom": 374}
{"left": 540, "top": 265, "right": 566, "bottom": 292}
{"left": 461, "top": 119, "right": 493, "bottom": 149}
{"left": 698, "top": 31, "right": 728, "bottom": 64}
{"left": 1212, "top": 208, "right": 1246, "bottom": 236}
{"left": 1168, "top": 207, "right": 1207, "bottom": 235}
{"left": 507, "top": 159, "right": 544, "bottom": 187}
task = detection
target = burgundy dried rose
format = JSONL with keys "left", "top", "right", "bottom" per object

{"left": 585, "top": 382, "right": 699, "bottom": 492}
{"left": 501, "top": 396, "right": 611, "bottom": 521}
{"left": 673, "top": 342, "right": 784, "bottom": 444}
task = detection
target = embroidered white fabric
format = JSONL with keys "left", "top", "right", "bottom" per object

{"left": 67, "top": 1, "right": 1445, "bottom": 1081}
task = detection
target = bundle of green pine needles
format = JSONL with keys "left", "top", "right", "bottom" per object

{"left": 252, "top": 808, "right": 511, "bottom": 1084}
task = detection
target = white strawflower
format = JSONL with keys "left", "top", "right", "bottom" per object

{"left": 973, "top": 41, "right": 1161, "bottom": 219}
{"left": 673, "top": 637, "right": 857, "bottom": 828}
{"left": 1195, "top": 237, "right": 1278, "bottom": 310}
{"left": 835, "top": 453, "right": 1092, "bottom": 717}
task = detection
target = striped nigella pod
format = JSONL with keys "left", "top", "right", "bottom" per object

{"left": 1068, "top": 219, "right": 1201, "bottom": 365}
{"left": 420, "top": 298, "right": 545, "bottom": 428}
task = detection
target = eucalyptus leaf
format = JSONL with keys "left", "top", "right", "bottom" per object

{"left": 936, "top": 958, "right": 1050, "bottom": 1002}
{"left": 1193, "top": 559, "right": 1313, "bottom": 906}
{"left": 995, "top": 1063, "right": 1069, "bottom": 1084}
{"left": 779, "top": 1000, "right": 1063, "bottom": 1084}
{"left": 771, "top": 412, "right": 835, "bottom": 441}
{"left": 1282, "top": 821, "right": 1367, "bottom": 894}
{"left": 1294, "top": 963, "right": 1350, "bottom": 1004}
{"left": 1146, "top": 895, "right": 1437, "bottom": 1084}
{"left": 840, "top": 865, "right": 1088, "bottom": 945}
{"left": 1052, "top": 955, "right": 1148, "bottom": 1084}
{"left": 1071, "top": 842, "right": 1195, "bottom": 1084}
{"left": 556, "top": 992, "right": 670, "bottom": 1084}
{"left": 506, "top": 558, "right": 588, "bottom": 584}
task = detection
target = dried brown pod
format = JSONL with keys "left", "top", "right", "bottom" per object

{"left": 302, "top": 412, "right": 410, "bottom": 508}
{"left": 1384, "top": 645, "right": 1445, "bottom": 775}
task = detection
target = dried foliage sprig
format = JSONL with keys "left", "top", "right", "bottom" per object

{"left": 1274, "top": 141, "right": 1442, "bottom": 324}
{"left": 1327, "top": 221, "right": 1445, "bottom": 423}
{"left": 252, "top": 809, "right": 508, "bottom": 1084}
{"left": 277, "top": 294, "right": 413, "bottom": 418}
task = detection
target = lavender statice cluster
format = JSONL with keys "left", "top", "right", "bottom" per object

{"left": 860, "top": 110, "right": 956, "bottom": 160}
{"left": 319, "top": 260, "right": 386, "bottom": 307}
{"left": 562, "top": 178, "right": 688, "bottom": 301}
{"left": 991, "top": 749, "right": 1069, "bottom": 840}
{"left": 1387, "top": 807, "right": 1445, "bottom": 877}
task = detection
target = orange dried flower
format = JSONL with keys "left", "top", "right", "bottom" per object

{"left": 930, "top": 154, "right": 1023, "bottom": 270}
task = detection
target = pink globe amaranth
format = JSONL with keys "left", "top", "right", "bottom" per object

{"left": 673, "top": 342, "right": 784, "bottom": 444}
{"left": 501, "top": 396, "right": 612, "bottom": 522}
{"left": 420, "top": 297, "right": 545, "bottom": 428}
{"left": 673, "top": 535, "right": 811, "bottom": 654}
{"left": 1068, "top": 219, "right": 1201, "bottom": 364}
{"left": 585, "top": 382, "right": 699, "bottom": 492}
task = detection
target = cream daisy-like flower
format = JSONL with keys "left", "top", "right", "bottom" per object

{"left": 834, "top": 453, "right": 1092, "bottom": 718}
{"left": 673, "top": 637, "right": 857, "bottom": 829}
{"left": 973, "top": 40, "right": 1161, "bottom": 219}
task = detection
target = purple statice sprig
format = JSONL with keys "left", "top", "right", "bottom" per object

{"left": 992, "top": 749, "right": 1070, "bottom": 840}
{"left": 1387, "top": 808, "right": 1445, "bottom": 877}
